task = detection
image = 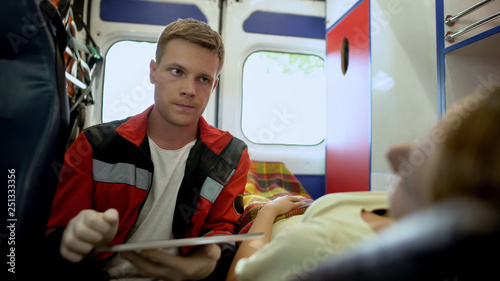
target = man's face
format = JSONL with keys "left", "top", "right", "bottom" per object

{"left": 149, "top": 38, "right": 219, "bottom": 128}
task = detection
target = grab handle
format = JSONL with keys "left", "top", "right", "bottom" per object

{"left": 445, "top": 11, "right": 500, "bottom": 42}
{"left": 445, "top": 0, "right": 495, "bottom": 26}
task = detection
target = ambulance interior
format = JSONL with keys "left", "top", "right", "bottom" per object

{"left": 1, "top": 0, "right": 500, "bottom": 280}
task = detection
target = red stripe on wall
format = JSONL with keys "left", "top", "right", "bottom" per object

{"left": 326, "top": 0, "right": 371, "bottom": 193}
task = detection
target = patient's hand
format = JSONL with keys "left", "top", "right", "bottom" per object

{"left": 261, "top": 195, "right": 306, "bottom": 218}
{"left": 225, "top": 196, "right": 307, "bottom": 281}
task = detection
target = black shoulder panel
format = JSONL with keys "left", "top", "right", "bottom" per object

{"left": 83, "top": 118, "right": 152, "bottom": 171}
{"left": 173, "top": 137, "right": 247, "bottom": 239}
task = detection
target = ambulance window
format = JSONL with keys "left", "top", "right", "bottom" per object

{"left": 102, "top": 40, "right": 156, "bottom": 123}
{"left": 242, "top": 51, "right": 326, "bottom": 145}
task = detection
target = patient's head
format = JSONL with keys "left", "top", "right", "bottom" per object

{"left": 427, "top": 87, "right": 500, "bottom": 206}
{"left": 387, "top": 87, "right": 500, "bottom": 219}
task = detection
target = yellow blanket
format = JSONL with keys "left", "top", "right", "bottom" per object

{"left": 238, "top": 161, "right": 314, "bottom": 234}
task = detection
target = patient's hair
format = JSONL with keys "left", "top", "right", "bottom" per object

{"left": 155, "top": 18, "right": 225, "bottom": 74}
{"left": 427, "top": 87, "right": 500, "bottom": 205}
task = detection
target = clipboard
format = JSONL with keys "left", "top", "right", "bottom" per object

{"left": 97, "top": 232, "right": 264, "bottom": 252}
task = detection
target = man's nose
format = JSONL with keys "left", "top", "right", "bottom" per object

{"left": 386, "top": 145, "right": 410, "bottom": 174}
{"left": 181, "top": 78, "right": 196, "bottom": 97}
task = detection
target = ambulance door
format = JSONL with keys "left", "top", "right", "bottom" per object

{"left": 219, "top": 0, "right": 326, "bottom": 198}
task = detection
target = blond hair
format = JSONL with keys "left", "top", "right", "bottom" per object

{"left": 426, "top": 88, "right": 500, "bottom": 205}
{"left": 156, "top": 18, "right": 225, "bottom": 75}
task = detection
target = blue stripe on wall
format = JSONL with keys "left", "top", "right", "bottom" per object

{"left": 436, "top": 0, "right": 446, "bottom": 119}
{"left": 243, "top": 11, "right": 325, "bottom": 40}
{"left": 296, "top": 175, "right": 325, "bottom": 200}
{"left": 100, "top": 0, "right": 207, "bottom": 26}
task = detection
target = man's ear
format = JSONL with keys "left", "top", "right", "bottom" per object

{"left": 149, "top": 59, "right": 157, "bottom": 84}
{"left": 212, "top": 77, "right": 219, "bottom": 91}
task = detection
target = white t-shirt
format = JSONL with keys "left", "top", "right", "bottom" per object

{"left": 103, "top": 137, "right": 196, "bottom": 278}
{"left": 235, "top": 191, "right": 389, "bottom": 281}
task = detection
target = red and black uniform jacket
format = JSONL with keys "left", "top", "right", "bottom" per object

{"left": 45, "top": 106, "right": 250, "bottom": 280}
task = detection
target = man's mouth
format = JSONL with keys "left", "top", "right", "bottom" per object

{"left": 175, "top": 103, "right": 194, "bottom": 110}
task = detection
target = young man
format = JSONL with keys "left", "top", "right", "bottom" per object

{"left": 46, "top": 19, "right": 250, "bottom": 280}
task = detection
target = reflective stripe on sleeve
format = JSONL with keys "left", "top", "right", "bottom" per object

{"left": 93, "top": 159, "right": 152, "bottom": 191}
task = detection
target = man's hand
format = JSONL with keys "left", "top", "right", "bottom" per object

{"left": 60, "top": 208, "right": 119, "bottom": 263}
{"left": 121, "top": 243, "right": 221, "bottom": 281}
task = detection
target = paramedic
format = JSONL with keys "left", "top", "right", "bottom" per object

{"left": 45, "top": 18, "right": 250, "bottom": 281}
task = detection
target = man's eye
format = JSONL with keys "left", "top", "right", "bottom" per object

{"left": 171, "top": 68, "right": 182, "bottom": 75}
{"left": 199, "top": 77, "right": 210, "bottom": 83}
